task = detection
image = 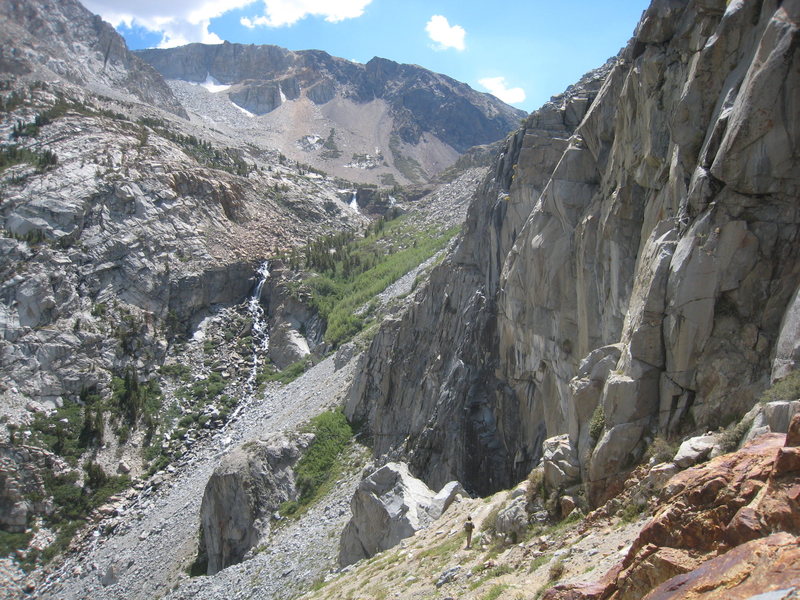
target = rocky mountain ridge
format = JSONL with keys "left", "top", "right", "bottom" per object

{"left": 135, "top": 43, "right": 525, "bottom": 186}
{"left": 2, "top": 0, "right": 800, "bottom": 598}
{"left": 0, "top": 0, "right": 185, "bottom": 116}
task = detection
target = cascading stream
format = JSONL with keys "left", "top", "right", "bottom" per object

{"left": 349, "top": 191, "right": 360, "bottom": 213}
{"left": 244, "top": 261, "right": 271, "bottom": 398}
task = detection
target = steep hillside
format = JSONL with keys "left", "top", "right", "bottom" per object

{"left": 0, "top": 0, "right": 185, "bottom": 116}
{"left": 135, "top": 44, "right": 525, "bottom": 185}
{"left": 347, "top": 0, "right": 800, "bottom": 504}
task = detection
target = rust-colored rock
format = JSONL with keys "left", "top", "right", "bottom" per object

{"left": 642, "top": 533, "right": 800, "bottom": 599}
{"left": 542, "top": 433, "right": 800, "bottom": 600}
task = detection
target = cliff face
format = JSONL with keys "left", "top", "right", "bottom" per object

{"left": 347, "top": 0, "right": 800, "bottom": 501}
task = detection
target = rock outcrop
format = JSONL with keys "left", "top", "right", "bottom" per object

{"left": 338, "top": 462, "right": 465, "bottom": 566}
{"left": 0, "top": 444, "right": 63, "bottom": 532}
{"left": 644, "top": 532, "right": 800, "bottom": 600}
{"left": 0, "top": 0, "right": 185, "bottom": 116}
{"left": 200, "top": 435, "right": 309, "bottom": 575}
{"left": 544, "top": 425, "right": 800, "bottom": 599}
{"left": 347, "top": 0, "right": 800, "bottom": 503}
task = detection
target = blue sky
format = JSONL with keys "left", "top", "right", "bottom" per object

{"left": 82, "top": 0, "right": 650, "bottom": 113}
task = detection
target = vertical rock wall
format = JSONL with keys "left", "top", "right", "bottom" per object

{"left": 347, "top": 0, "right": 800, "bottom": 503}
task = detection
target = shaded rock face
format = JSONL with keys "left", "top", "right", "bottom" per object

{"left": 545, "top": 431, "right": 800, "bottom": 600}
{"left": 347, "top": 0, "right": 800, "bottom": 501}
{"left": 0, "top": 0, "right": 185, "bottom": 116}
{"left": 135, "top": 44, "right": 525, "bottom": 155}
{"left": 200, "top": 436, "right": 308, "bottom": 575}
{"left": 338, "top": 462, "right": 465, "bottom": 566}
{"left": 346, "top": 63, "right": 612, "bottom": 496}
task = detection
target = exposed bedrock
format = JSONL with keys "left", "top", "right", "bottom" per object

{"left": 347, "top": 0, "right": 800, "bottom": 504}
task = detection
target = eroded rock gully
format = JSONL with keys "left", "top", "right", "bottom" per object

{"left": 347, "top": 0, "right": 800, "bottom": 503}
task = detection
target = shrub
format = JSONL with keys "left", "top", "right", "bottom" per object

{"left": 526, "top": 468, "right": 545, "bottom": 505}
{"left": 719, "top": 416, "right": 754, "bottom": 453}
{"left": 644, "top": 436, "right": 678, "bottom": 464}
{"left": 760, "top": 370, "right": 800, "bottom": 404}
{"left": 589, "top": 404, "right": 605, "bottom": 442}
{"left": 548, "top": 558, "right": 565, "bottom": 581}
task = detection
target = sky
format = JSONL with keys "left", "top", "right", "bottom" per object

{"left": 81, "top": 0, "right": 651, "bottom": 113}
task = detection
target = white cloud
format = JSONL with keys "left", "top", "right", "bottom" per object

{"left": 81, "top": 0, "right": 373, "bottom": 47}
{"left": 241, "top": 0, "right": 373, "bottom": 28}
{"left": 479, "top": 77, "right": 526, "bottom": 105}
{"left": 425, "top": 15, "right": 465, "bottom": 51}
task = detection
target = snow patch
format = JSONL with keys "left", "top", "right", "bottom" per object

{"left": 199, "top": 73, "right": 230, "bottom": 93}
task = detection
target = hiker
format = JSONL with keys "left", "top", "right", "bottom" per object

{"left": 464, "top": 515, "right": 475, "bottom": 548}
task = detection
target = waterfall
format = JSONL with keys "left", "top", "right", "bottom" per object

{"left": 349, "top": 191, "right": 360, "bottom": 213}
{"left": 245, "top": 261, "right": 271, "bottom": 395}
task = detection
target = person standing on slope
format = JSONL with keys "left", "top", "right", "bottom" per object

{"left": 464, "top": 515, "right": 475, "bottom": 549}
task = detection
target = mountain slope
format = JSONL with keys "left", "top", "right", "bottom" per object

{"left": 135, "top": 43, "right": 526, "bottom": 185}
{"left": 0, "top": 0, "right": 185, "bottom": 116}
{"left": 346, "top": 0, "right": 800, "bottom": 502}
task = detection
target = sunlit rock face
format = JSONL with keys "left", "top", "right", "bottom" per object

{"left": 348, "top": 0, "right": 800, "bottom": 502}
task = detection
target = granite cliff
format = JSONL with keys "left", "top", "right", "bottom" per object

{"left": 347, "top": 0, "right": 800, "bottom": 504}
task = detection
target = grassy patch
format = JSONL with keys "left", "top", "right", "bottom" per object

{"left": 528, "top": 553, "right": 552, "bottom": 573}
{"left": 280, "top": 410, "right": 353, "bottom": 518}
{"left": 469, "top": 564, "right": 514, "bottom": 590}
{"left": 761, "top": 369, "right": 800, "bottom": 404}
{"left": 282, "top": 215, "right": 459, "bottom": 347}
{"left": 416, "top": 532, "right": 465, "bottom": 564}
{"left": 482, "top": 584, "right": 509, "bottom": 600}
{"left": 256, "top": 357, "right": 312, "bottom": 387}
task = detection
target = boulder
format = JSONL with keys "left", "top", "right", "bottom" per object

{"left": 542, "top": 435, "right": 581, "bottom": 491}
{"left": 200, "top": 435, "right": 308, "bottom": 575}
{"left": 746, "top": 401, "right": 800, "bottom": 443}
{"left": 672, "top": 434, "right": 721, "bottom": 468}
{"left": 495, "top": 496, "right": 529, "bottom": 541}
{"left": 338, "top": 462, "right": 466, "bottom": 566}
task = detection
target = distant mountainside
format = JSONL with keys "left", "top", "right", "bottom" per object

{"left": 136, "top": 43, "right": 526, "bottom": 184}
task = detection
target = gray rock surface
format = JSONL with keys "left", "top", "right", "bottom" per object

{"left": 672, "top": 434, "right": 722, "bottom": 469}
{"left": 0, "top": 0, "right": 185, "bottom": 116}
{"left": 347, "top": 0, "right": 800, "bottom": 506}
{"left": 200, "top": 435, "right": 308, "bottom": 575}
{"left": 338, "top": 462, "right": 465, "bottom": 566}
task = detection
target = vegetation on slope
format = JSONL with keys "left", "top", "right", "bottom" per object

{"left": 280, "top": 409, "right": 354, "bottom": 517}
{"left": 282, "top": 213, "right": 460, "bottom": 347}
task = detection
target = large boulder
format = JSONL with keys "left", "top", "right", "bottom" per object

{"left": 672, "top": 433, "right": 722, "bottom": 468}
{"left": 338, "top": 462, "right": 466, "bottom": 566}
{"left": 200, "top": 435, "right": 309, "bottom": 575}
